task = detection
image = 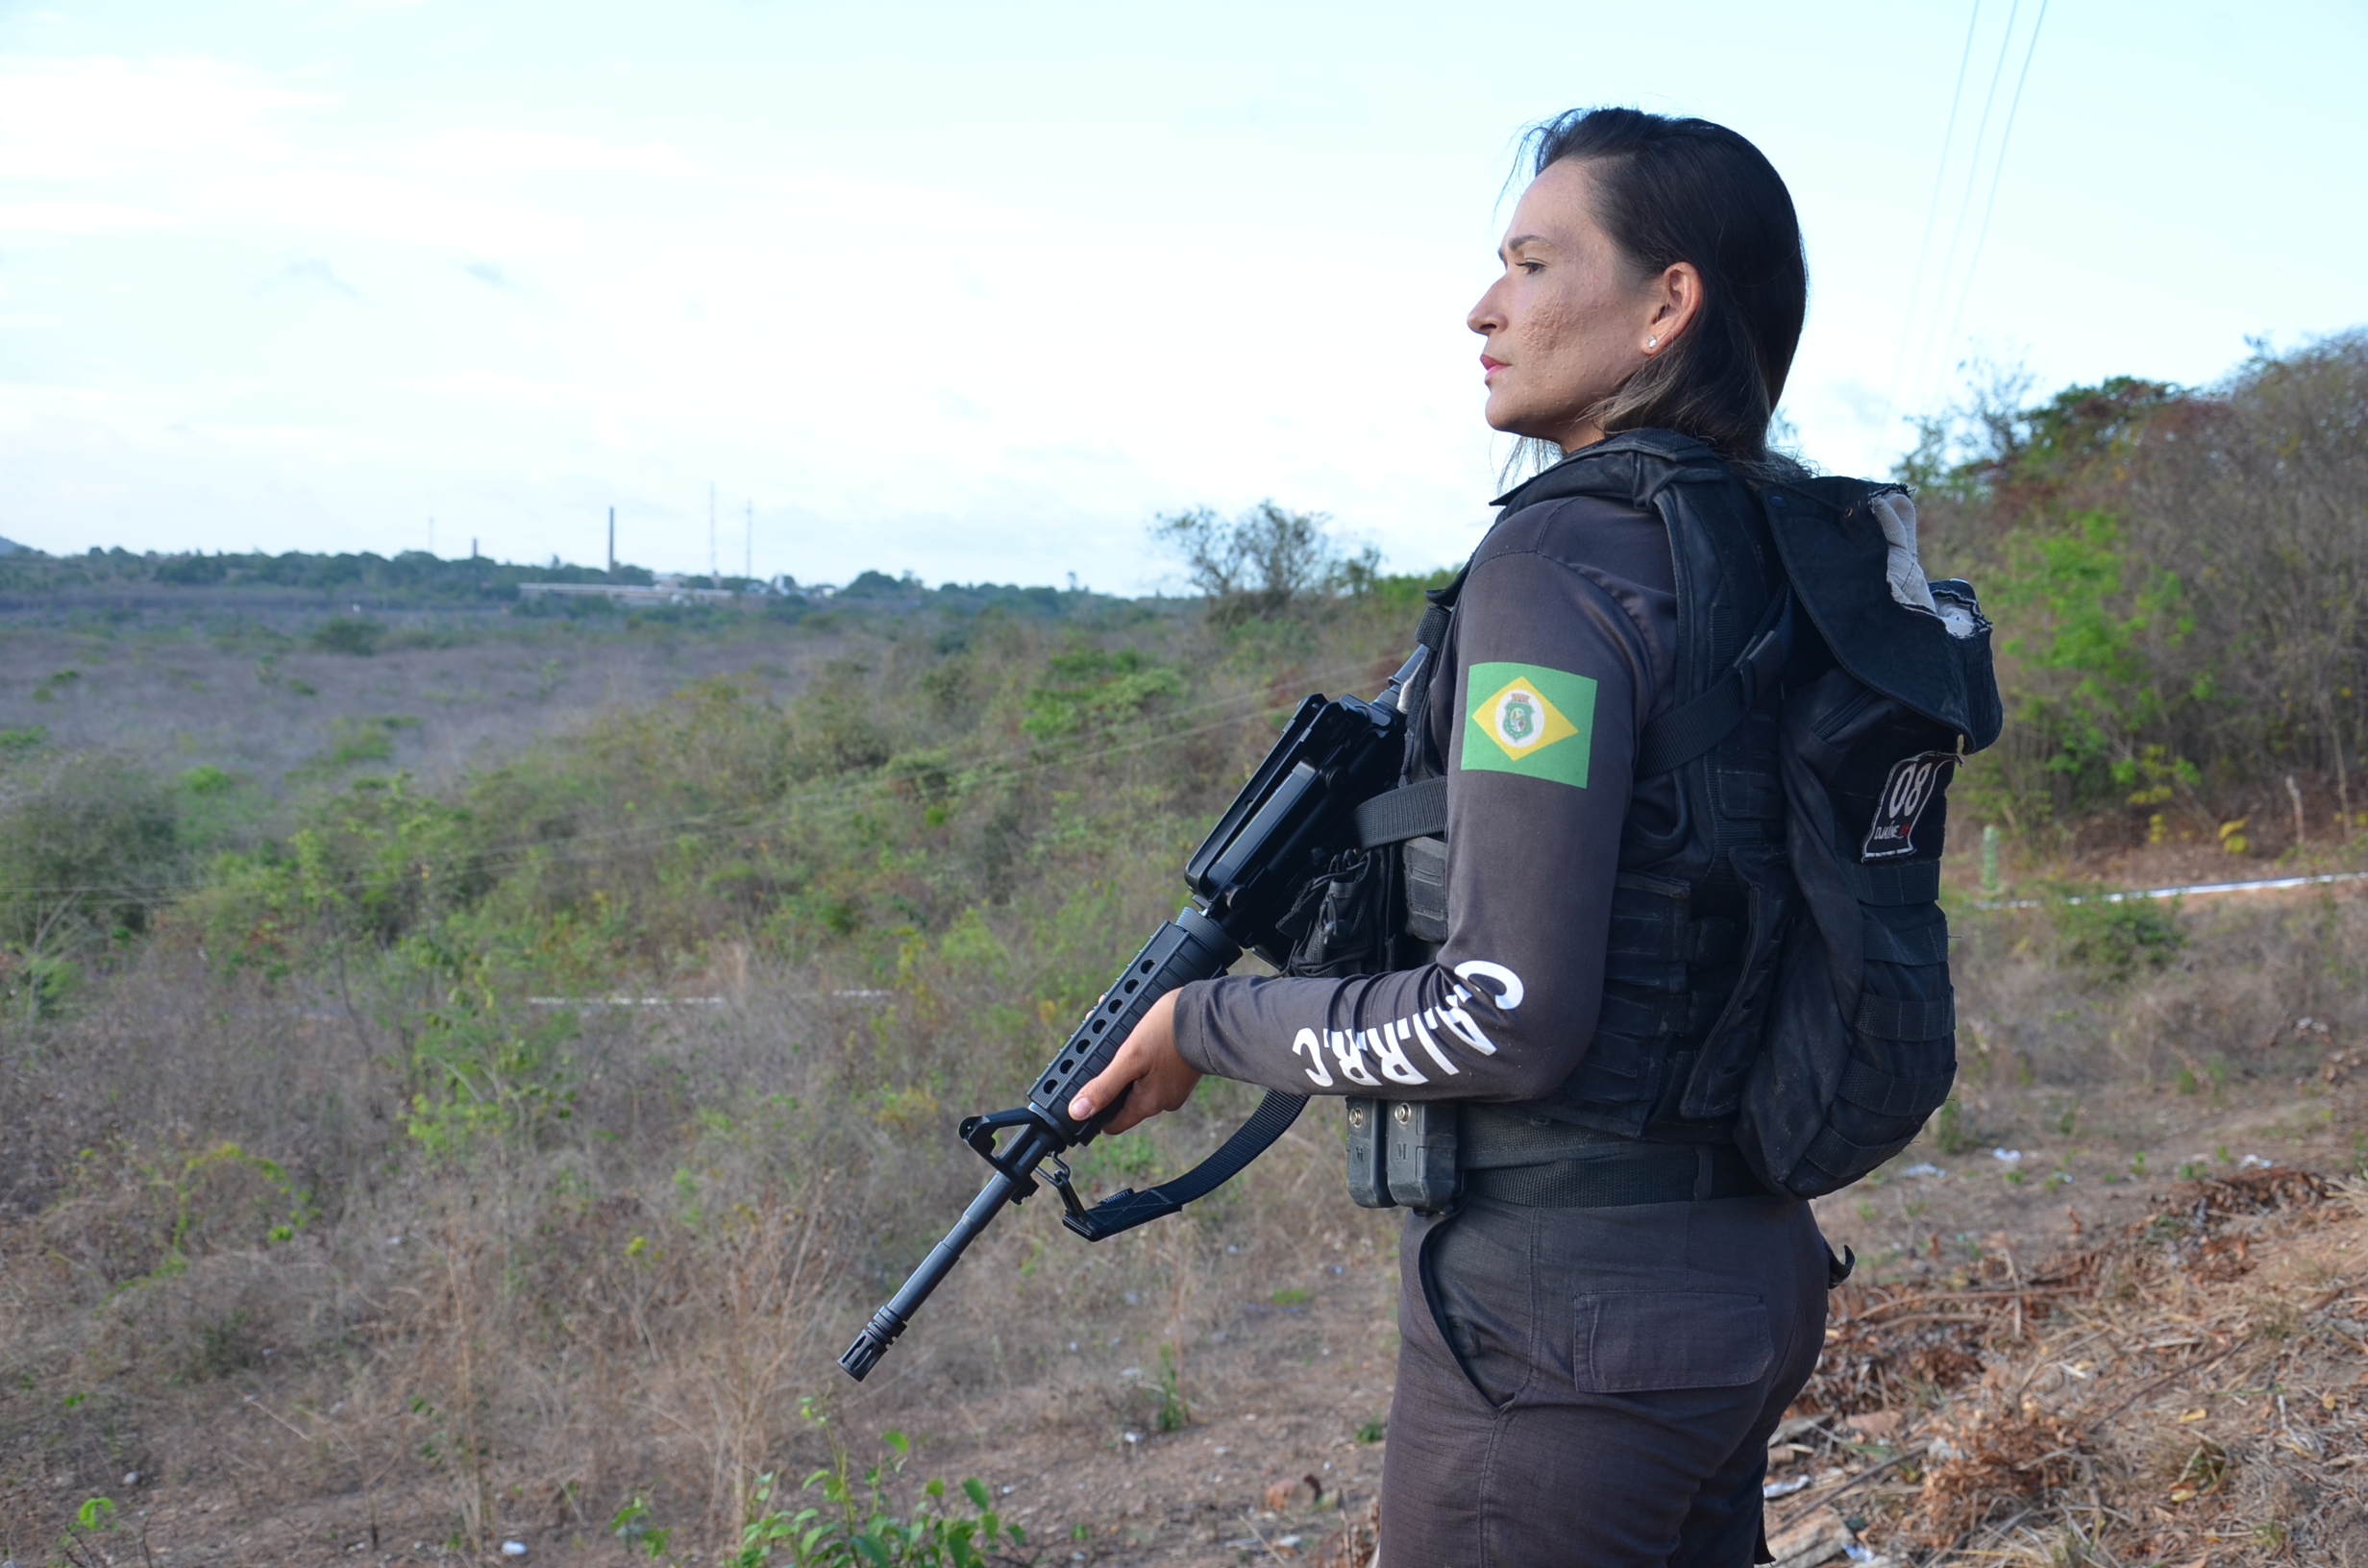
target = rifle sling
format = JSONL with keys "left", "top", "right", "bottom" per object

{"left": 1063, "top": 1090, "right": 1308, "bottom": 1240}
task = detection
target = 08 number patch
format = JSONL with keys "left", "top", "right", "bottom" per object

{"left": 1861, "top": 751, "right": 1959, "bottom": 862}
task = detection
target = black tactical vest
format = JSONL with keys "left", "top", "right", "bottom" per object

{"left": 1320, "top": 428, "right": 1996, "bottom": 1205}
{"left": 1394, "top": 429, "right": 1797, "bottom": 1144}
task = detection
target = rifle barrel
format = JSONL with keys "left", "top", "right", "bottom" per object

{"left": 839, "top": 1129, "right": 1049, "bottom": 1381}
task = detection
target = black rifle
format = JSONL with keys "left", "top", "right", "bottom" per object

{"left": 838, "top": 650, "right": 1428, "bottom": 1381}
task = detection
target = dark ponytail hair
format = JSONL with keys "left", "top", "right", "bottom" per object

{"left": 1524, "top": 108, "right": 1807, "bottom": 466}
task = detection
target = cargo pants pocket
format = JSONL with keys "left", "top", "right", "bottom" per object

{"left": 1572, "top": 1291, "right": 1773, "bottom": 1393}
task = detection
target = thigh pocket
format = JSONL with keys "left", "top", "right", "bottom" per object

{"left": 1573, "top": 1291, "right": 1772, "bottom": 1393}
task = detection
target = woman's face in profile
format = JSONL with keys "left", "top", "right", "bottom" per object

{"left": 1468, "top": 159, "right": 1685, "bottom": 453}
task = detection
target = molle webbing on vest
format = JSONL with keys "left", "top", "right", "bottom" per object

{"left": 1845, "top": 859, "right": 1941, "bottom": 905}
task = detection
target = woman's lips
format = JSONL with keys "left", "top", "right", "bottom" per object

{"left": 1480, "top": 355, "right": 1506, "bottom": 380}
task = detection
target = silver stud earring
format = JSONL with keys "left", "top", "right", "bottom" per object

{"left": 1646, "top": 336, "right": 1659, "bottom": 350}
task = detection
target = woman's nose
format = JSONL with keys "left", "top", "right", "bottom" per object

{"left": 1468, "top": 290, "right": 1500, "bottom": 335}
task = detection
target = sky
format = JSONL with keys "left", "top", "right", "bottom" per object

{"left": 1, "top": 1, "right": 2363, "bottom": 591}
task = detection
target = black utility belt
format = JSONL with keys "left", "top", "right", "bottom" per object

{"left": 1346, "top": 1098, "right": 1770, "bottom": 1213}
{"left": 1465, "top": 1143, "right": 1765, "bottom": 1208}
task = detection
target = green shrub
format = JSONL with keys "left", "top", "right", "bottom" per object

{"left": 311, "top": 714, "right": 421, "bottom": 768}
{"left": 1931, "top": 1097, "right": 1976, "bottom": 1155}
{"left": 308, "top": 615, "right": 382, "bottom": 654}
{"left": 729, "top": 1402, "right": 1024, "bottom": 1567}
{"left": 0, "top": 749, "right": 180, "bottom": 950}
{"left": 1021, "top": 645, "right": 1180, "bottom": 739}
{"left": 1153, "top": 1343, "right": 1190, "bottom": 1433}
{"left": 400, "top": 944, "right": 580, "bottom": 1159}
{"left": 2055, "top": 894, "right": 2186, "bottom": 981}
{"left": 174, "top": 765, "right": 271, "bottom": 857}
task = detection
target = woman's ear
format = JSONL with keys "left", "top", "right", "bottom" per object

{"left": 1641, "top": 260, "right": 1705, "bottom": 355}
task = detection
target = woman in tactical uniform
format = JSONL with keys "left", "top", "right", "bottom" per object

{"left": 1070, "top": 108, "right": 1837, "bottom": 1564}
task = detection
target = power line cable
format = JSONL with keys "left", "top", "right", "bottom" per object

{"left": 1908, "top": 0, "right": 2025, "bottom": 420}
{"left": 1933, "top": 0, "right": 2052, "bottom": 397}
{"left": 1877, "top": 0, "right": 1986, "bottom": 453}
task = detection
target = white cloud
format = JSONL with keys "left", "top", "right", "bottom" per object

{"left": 0, "top": 54, "right": 326, "bottom": 178}
{"left": 0, "top": 199, "right": 176, "bottom": 233}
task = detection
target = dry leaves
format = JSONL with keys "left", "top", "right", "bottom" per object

{"left": 1768, "top": 1164, "right": 2368, "bottom": 1563}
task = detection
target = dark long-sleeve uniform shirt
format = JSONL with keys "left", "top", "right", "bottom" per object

{"left": 1172, "top": 493, "right": 1680, "bottom": 1102}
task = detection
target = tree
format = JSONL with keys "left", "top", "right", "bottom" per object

{"left": 1150, "top": 501, "right": 1379, "bottom": 625}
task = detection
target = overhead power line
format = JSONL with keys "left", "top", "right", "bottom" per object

{"left": 1934, "top": 0, "right": 2053, "bottom": 391}
{"left": 1877, "top": 0, "right": 1986, "bottom": 450}
{"left": 1907, "top": 0, "right": 2027, "bottom": 420}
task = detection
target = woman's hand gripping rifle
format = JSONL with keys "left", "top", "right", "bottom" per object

{"left": 837, "top": 649, "right": 1428, "bottom": 1382}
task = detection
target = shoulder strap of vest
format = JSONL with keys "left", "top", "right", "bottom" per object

{"left": 1488, "top": 429, "right": 1725, "bottom": 514}
{"left": 1634, "top": 589, "right": 1793, "bottom": 776}
{"left": 1387, "top": 551, "right": 1475, "bottom": 791}
{"left": 1383, "top": 429, "right": 1803, "bottom": 821}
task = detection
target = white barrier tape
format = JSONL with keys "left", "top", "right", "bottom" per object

{"left": 524, "top": 990, "right": 894, "bottom": 1007}
{"left": 1981, "top": 869, "right": 2368, "bottom": 911}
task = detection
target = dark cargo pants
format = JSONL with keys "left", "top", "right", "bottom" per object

{"left": 1375, "top": 1192, "right": 1829, "bottom": 1566}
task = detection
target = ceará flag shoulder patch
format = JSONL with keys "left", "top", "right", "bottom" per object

{"left": 1463, "top": 661, "right": 1596, "bottom": 788}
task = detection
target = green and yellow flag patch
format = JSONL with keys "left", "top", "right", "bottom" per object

{"left": 1463, "top": 661, "right": 1595, "bottom": 787}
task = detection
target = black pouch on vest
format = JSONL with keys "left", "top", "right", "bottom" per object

{"left": 1272, "top": 839, "right": 1461, "bottom": 1212}
{"left": 1278, "top": 846, "right": 1396, "bottom": 978}
{"left": 1401, "top": 834, "right": 1448, "bottom": 943}
{"left": 1295, "top": 845, "right": 1461, "bottom": 1213}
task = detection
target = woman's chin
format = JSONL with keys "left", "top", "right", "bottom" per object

{"left": 1481, "top": 402, "right": 1527, "bottom": 436}
{"left": 1480, "top": 396, "right": 1564, "bottom": 443}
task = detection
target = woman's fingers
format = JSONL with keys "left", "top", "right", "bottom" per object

{"left": 1069, "top": 992, "right": 1196, "bottom": 1136}
{"left": 1069, "top": 1039, "right": 1144, "bottom": 1127}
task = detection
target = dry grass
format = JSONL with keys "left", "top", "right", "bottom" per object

{"left": 12, "top": 878, "right": 2368, "bottom": 1562}
{"left": 0, "top": 930, "right": 1358, "bottom": 1560}
{"left": 1758, "top": 1166, "right": 2368, "bottom": 1565}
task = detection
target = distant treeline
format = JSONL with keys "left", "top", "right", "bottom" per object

{"left": 0, "top": 547, "right": 1126, "bottom": 620}
{"left": 0, "top": 546, "right": 647, "bottom": 600}
{"left": 1916, "top": 330, "right": 2368, "bottom": 846}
